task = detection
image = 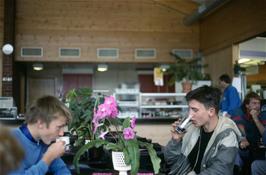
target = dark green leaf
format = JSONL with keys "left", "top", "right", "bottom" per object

{"left": 105, "top": 142, "right": 123, "bottom": 151}
{"left": 124, "top": 139, "right": 140, "bottom": 175}
{"left": 139, "top": 141, "right": 161, "bottom": 174}
{"left": 73, "top": 140, "right": 107, "bottom": 174}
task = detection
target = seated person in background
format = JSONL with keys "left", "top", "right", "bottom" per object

{"left": 0, "top": 125, "right": 24, "bottom": 175}
{"left": 251, "top": 126, "right": 266, "bottom": 175}
{"left": 231, "top": 92, "right": 266, "bottom": 174}
{"left": 164, "top": 86, "right": 241, "bottom": 175}
{"left": 219, "top": 74, "right": 241, "bottom": 117}
{"left": 9, "top": 95, "right": 72, "bottom": 175}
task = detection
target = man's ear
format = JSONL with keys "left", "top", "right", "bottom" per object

{"left": 36, "top": 120, "right": 45, "bottom": 129}
{"left": 208, "top": 107, "right": 216, "bottom": 117}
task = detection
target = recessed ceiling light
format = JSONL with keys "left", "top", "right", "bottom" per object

{"left": 33, "top": 63, "right": 44, "bottom": 71}
{"left": 97, "top": 64, "right": 108, "bottom": 72}
{"left": 238, "top": 58, "right": 250, "bottom": 64}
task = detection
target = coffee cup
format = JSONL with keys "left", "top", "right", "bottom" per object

{"left": 56, "top": 136, "right": 70, "bottom": 150}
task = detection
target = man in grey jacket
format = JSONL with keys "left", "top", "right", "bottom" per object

{"left": 164, "top": 86, "right": 241, "bottom": 175}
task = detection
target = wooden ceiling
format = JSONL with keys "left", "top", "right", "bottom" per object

{"left": 151, "top": 0, "right": 198, "bottom": 16}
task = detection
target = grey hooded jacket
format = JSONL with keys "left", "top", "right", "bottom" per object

{"left": 164, "top": 116, "right": 241, "bottom": 175}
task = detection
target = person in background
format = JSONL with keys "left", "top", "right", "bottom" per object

{"left": 219, "top": 74, "right": 241, "bottom": 117}
{"left": 251, "top": 127, "right": 266, "bottom": 175}
{"left": 164, "top": 86, "right": 241, "bottom": 175}
{"left": 0, "top": 125, "right": 24, "bottom": 175}
{"left": 231, "top": 92, "right": 266, "bottom": 175}
{"left": 9, "top": 95, "right": 72, "bottom": 175}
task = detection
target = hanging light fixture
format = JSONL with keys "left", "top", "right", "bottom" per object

{"left": 97, "top": 64, "right": 108, "bottom": 72}
{"left": 33, "top": 63, "right": 44, "bottom": 71}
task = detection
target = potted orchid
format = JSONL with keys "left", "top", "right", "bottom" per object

{"left": 73, "top": 95, "right": 161, "bottom": 175}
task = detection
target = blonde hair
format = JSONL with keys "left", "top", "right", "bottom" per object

{"left": 0, "top": 125, "right": 24, "bottom": 175}
{"left": 25, "top": 95, "right": 72, "bottom": 126}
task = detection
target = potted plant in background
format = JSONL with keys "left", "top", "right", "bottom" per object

{"left": 67, "top": 88, "right": 109, "bottom": 161}
{"left": 72, "top": 95, "right": 161, "bottom": 175}
{"left": 167, "top": 52, "right": 210, "bottom": 93}
{"left": 66, "top": 88, "right": 95, "bottom": 146}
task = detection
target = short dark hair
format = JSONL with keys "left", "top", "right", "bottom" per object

{"left": 242, "top": 92, "right": 261, "bottom": 113}
{"left": 219, "top": 74, "right": 231, "bottom": 84}
{"left": 25, "top": 95, "right": 72, "bottom": 126}
{"left": 186, "top": 86, "right": 221, "bottom": 113}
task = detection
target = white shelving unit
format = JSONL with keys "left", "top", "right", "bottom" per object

{"left": 140, "top": 105, "right": 188, "bottom": 108}
{"left": 114, "top": 92, "right": 189, "bottom": 119}
{"left": 114, "top": 90, "right": 140, "bottom": 118}
{"left": 139, "top": 93, "right": 188, "bottom": 119}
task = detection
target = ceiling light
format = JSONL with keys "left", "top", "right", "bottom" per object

{"left": 97, "top": 64, "right": 108, "bottom": 72}
{"left": 238, "top": 58, "right": 250, "bottom": 64}
{"left": 256, "top": 37, "right": 266, "bottom": 40}
{"left": 33, "top": 63, "right": 44, "bottom": 71}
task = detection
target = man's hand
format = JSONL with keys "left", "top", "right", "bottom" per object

{"left": 42, "top": 141, "right": 66, "bottom": 165}
{"left": 250, "top": 109, "right": 259, "bottom": 121}
{"left": 239, "top": 138, "right": 250, "bottom": 149}
{"left": 171, "top": 120, "right": 185, "bottom": 142}
{"left": 250, "top": 109, "right": 265, "bottom": 135}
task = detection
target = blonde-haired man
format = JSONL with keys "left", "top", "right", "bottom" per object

{"left": 9, "top": 96, "right": 72, "bottom": 175}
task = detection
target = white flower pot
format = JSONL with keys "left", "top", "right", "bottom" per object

{"left": 112, "top": 151, "right": 131, "bottom": 175}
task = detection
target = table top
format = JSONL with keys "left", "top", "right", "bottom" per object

{"left": 62, "top": 144, "right": 166, "bottom": 175}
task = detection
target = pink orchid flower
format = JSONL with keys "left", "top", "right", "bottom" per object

{"left": 130, "top": 116, "right": 137, "bottom": 128}
{"left": 123, "top": 127, "right": 135, "bottom": 140}
{"left": 99, "top": 130, "right": 108, "bottom": 140}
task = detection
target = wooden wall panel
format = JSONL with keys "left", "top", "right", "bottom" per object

{"left": 205, "top": 46, "right": 233, "bottom": 86}
{"left": 247, "top": 64, "right": 266, "bottom": 85}
{"left": 153, "top": 0, "right": 198, "bottom": 15}
{"left": 63, "top": 74, "right": 92, "bottom": 96}
{"left": 138, "top": 74, "right": 174, "bottom": 93}
{"left": 200, "top": 0, "right": 266, "bottom": 54}
{"left": 15, "top": 0, "right": 199, "bottom": 63}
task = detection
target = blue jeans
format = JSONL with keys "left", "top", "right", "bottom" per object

{"left": 251, "top": 160, "right": 266, "bottom": 175}
{"left": 235, "top": 149, "right": 250, "bottom": 167}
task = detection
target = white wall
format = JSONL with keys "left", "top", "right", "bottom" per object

{"left": 93, "top": 64, "right": 138, "bottom": 94}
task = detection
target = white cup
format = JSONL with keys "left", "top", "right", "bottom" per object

{"left": 56, "top": 136, "right": 70, "bottom": 150}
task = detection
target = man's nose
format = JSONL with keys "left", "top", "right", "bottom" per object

{"left": 58, "top": 129, "right": 64, "bottom": 136}
{"left": 188, "top": 109, "right": 194, "bottom": 116}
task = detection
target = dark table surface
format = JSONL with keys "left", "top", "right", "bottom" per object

{"left": 62, "top": 143, "right": 167, "bottom": 175}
